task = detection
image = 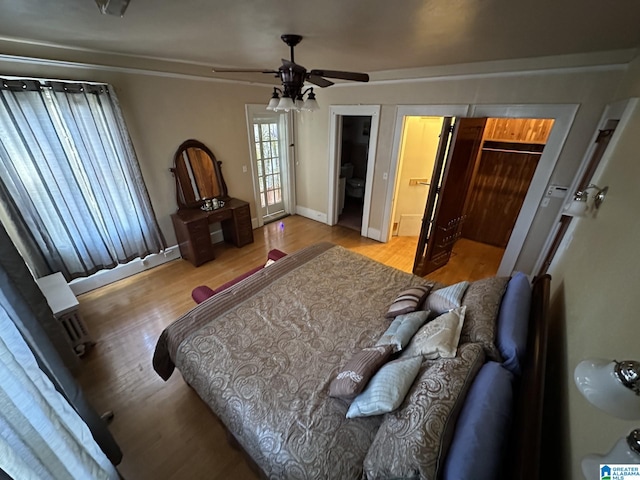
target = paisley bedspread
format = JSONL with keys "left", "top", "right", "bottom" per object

{"left": 153, "top": 243, "right": 443, "bottom": 479}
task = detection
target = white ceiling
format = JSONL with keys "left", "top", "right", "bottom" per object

{"left": 1, "top": 0, "right": 640, "bottom": 81}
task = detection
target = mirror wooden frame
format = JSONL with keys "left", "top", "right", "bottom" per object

{"left": 170, "top": 139, "right": 228, "bottom": 209}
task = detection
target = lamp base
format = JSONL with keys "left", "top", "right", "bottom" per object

{"left": 582, "top": 430, "right": 640, "bottom": 480}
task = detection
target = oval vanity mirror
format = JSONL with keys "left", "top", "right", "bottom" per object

{"left": 171, "top": 139, "right": 228, "bottom": 209}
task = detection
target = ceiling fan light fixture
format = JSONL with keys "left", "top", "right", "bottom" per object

{"left": 95, "top": 0, "right": 131, "bottom": 16}
{"left": 301, "top": 89, "right": 319, "bottom": 112}
{"left": 214, "top": 34, "right": 366, "bottom": 114}
{"left": 274, "top": 95, "right": 295, "bottom": 112}
{"left": 266, "top": 88, "right": 280, "bottom": 111}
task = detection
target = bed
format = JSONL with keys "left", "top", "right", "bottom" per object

{"left": 153, "top": 242, "right": 550, "bottom": 480}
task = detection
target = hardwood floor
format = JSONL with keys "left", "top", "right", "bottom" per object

{"left": 74, "top": 215, "right": 503, "bottom": 479}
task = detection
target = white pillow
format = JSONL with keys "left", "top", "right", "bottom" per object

{"left": 375, "top": 310, "right": 429, "bottom": 353}
{"left": 401, "top": 306, "right": 466, "bottom": 360}
{"left": 346, "top": 356, "right": 423, "bottom": 419}
{"left": 424, "top": 281, "right": 469, "bottom": 315}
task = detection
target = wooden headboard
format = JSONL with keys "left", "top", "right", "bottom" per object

{"left": 508, "top": 274, "right": 551, "bottom": 480}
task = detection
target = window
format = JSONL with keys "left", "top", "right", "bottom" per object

{"left": 0, "top": 78, "right": 165, "bottom": 280}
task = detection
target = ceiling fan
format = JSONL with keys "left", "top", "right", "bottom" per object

{"left": 212, "top": 34, "right": 369, "bottom": 112}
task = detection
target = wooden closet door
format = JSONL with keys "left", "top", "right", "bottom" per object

{"left": 462, "top": 148, "right": 540, "bottom": 248}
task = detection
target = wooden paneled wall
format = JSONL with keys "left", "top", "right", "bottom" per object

{"left": 484, "top": 118, "right": 554, "bottom": 144}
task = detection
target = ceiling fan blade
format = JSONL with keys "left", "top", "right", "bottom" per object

{"left": 309, "top": 69, "right": 369, "bottom": 82}
{"left": 307, "top": 75, "right": 334, "bottom": 88}
{"left": 212, "top": 68, "right": 279, "bottom": 74}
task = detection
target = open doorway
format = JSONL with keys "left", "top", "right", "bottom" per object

{"left": 328, "top": 105, "right": 380, "bottom": 238}
{"left": 336, "top": 116, "right": 371, "bottom": 232}
{"left": 390, "top": 116, "right": 555, "bottom": 280}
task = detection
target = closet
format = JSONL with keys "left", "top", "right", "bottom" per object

{"left": 461, "top": 118, "right": 553, "bottom": 248}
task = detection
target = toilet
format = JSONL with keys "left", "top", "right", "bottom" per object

{"left": 346, "top": 177, "right": 365, "bottom": 199}
{"left": 340, "top": 163, "right": 354, "bottom": 179}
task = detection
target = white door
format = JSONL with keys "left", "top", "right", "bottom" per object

{"left": 246, "top": 106, "right": 292, "bottom": 225}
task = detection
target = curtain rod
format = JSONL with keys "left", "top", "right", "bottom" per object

{"left": 0, "top": 76, "right": 108, "bottom": 94}
{"left": 0, "top": 74, "right": 107, "bottom": 87}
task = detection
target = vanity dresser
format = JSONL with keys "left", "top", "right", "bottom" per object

{"left": 170, "top": 139, "right": 253, "bottom": 267}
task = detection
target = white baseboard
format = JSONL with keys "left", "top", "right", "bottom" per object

{"left": 69, "top": 245, "right": 181, "bottom": 296}
{"left": 69, "top": 218, "right": 257, "bottom": 295}
{"left": 296, "top": 206, "right": 328, "bottom": 224}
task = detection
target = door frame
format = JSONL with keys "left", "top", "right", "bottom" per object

{"left": 327, "top": 105, "right": 381, "bottom": 237}
{"left": 469, "top": 104, "right": 578, "bottom": 276}
{"left": 245, "top": 104, "right": 295, "bottom": 228}
{"left": 384, "top": 103, "right": 579, "bottom": 276}
{"left": 383, "top": 105, "right": 470, "bottom": 242}
{"left": 537, "top": 98, "right": 637, "bottom": 275}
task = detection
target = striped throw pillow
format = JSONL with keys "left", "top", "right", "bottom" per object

{"left": 329, "top": 345, "right": 393, "bottom": 399}
{"left": 424, "top": 281, "right": 470, "bottom": 315}
{"left": 346, "top": 356, "right": 423, "bottom": 418}
{"left": 385, "top": 285, "right": 432, "bottom": 318}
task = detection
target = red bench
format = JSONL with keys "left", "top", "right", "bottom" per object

{"left": 191, "top": 249, "right": 287, "bottom": 304}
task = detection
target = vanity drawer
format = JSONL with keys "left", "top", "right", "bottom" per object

{"left": 171, "top": 214, "right": 214, "bottom": 266}
{"left": 222, "top": 202, "right": 254, "bottom": 247}
{"left": 206, "top": 208, "right": 232, "bottom": 224}
{"left": 187, "top": 218, "right": 211, "bottom": 241}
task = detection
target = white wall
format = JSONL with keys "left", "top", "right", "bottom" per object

{"left": 548, "top": 55, "right": 640, "bottom": 478}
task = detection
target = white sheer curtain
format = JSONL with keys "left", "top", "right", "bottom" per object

{"left": 0, "top": 78, "right": 165, "bottom": 280}
{"left": 0, "top": 303, "right": 119, "bottom": 480}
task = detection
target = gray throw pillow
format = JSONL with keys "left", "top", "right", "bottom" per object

{"left": 376, "top": 310, "right": 429, "bottom": 353}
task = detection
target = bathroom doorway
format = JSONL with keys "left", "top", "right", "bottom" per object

{"left": 337, "top": 115, "right": 371, "bottom": 232}
{"left": 327, "top": 105, "right": 380, "bottom": 238}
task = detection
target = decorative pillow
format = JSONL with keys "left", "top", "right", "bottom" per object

{"left": 459, "top": 276, "right": 509, "bottom": 361}
{"left": 496, "top": 272, "right": 532, "bottom": 375}
{"left": 442, "top": 362, "right": 515, "bottom": 480}
{"left": 328, "top": 345, "right": 393, "bottom": 399}
{"left": 385, "top": 285, "right": 432, "bottom": 318}
{"left": 424, "top": 281, "right": 469, "bottom": 315}
{"left": 400, "top": 306, "right": 466, "bottom": 360}
{"left": 363, "top": 343, "right": 485, "bottom": 479}
{"left": 346, "top": 356, "right": 423, "bottom": 419}
{"left": 375, "top": 310, "right": 429, "bottom": 353}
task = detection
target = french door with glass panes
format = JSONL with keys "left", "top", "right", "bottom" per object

{"left": 246, "top": 106, "right": 291, "bottom": 224}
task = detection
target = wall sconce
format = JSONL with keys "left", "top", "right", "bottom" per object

{"left": 575, "top": 359, "right": 640, "bottom": 419}
{"left": 575, "top": 359, "right": 640, "bottom": 478}
{"left": 564, "top": 184, "right": 609, "bottom": 217}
